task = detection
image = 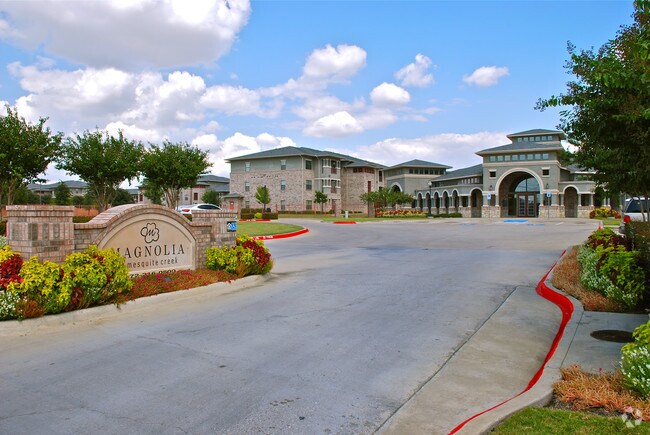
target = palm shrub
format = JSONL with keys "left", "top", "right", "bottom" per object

{"left": 205, "top": 235, "right": 272, "bottom": 277}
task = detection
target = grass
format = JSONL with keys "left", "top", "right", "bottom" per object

{"left": 599, "top": 217, "right": 621, "bottom": 227}
{"left": 551, "top": 246, "right": 626, "bottom": 312}
{"left": 236, "top": 221, "right": 304, "bottom": 236}
{"left": 491, "top": 406, "right": 650, "bottom": 434}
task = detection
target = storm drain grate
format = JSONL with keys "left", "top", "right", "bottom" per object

{"left": 590, "top": 329, "right": 634, "bottom": 343}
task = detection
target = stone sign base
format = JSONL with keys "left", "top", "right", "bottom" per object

{"left": 7, "top": 204, "right": 237, "bottom": 274}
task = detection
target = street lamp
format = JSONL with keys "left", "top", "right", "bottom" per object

{"left": 428, "top": 180, "right": 433, "bottom": 218}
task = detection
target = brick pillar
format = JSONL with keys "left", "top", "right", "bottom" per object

{"left": 6, "top": 205, "right": 75, "bottom": 263}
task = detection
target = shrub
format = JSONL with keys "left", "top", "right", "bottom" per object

{"left": 622, "top": 318, "right": 650, "bottom": 398}
{"left": 585, "top": 227, "right": 624, "bottom": 250}
{"left": 2, "top": 245, "right": 132, "bottom": 320}
{"left": 0, "top": 236, "right": 6, "bottom": 248}
{"left": 205, "top": 235, "right": 272, "bottom": 277}
{"left": 589, "top": 207, "right": 621, "bottom": 219}
{"left": 254, "top": 212, "right": 263, "bottom": 219}
{"left": 72, "top": 216, "right": 94, "bottom": 224}
{"left": 376, "top": 210, "right": 426, "bottom": 218}
{"left": 578, "top": 233, "right": 647, "bottom": 309}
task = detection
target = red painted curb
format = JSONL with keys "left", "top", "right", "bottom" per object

{"left": 333, "top": 221, "right": 357, "bottom": 224}
{"left": 448, "top": 252, "right": 573, "bottom": 434}
{"left": 252, "top": 228, "right": 309, "bottom": 240}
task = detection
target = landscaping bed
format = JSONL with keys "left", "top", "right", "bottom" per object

{"left": 494, "top": 223, "right": 650, "bottom": 432}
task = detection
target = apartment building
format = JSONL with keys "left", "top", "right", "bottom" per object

{"left": 226, "top": 147, "right": 385, "bottom": 213}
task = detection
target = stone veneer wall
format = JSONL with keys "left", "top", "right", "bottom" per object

{"left": 7, "top": 204, "right": 237, "bottom": 269}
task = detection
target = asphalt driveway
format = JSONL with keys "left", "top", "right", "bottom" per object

{"left": 0, "top": 218, "right": 598, "bottom": 434}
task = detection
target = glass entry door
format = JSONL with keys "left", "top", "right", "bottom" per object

{"left": 517, "top": 194, "right": 537, "bottom": 217}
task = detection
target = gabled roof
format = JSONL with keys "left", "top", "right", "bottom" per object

{"left": 433, "top": 164, "right": 483, "bottom": 182}
{"left": 226, "top": 146, "right": 350, "bottom": 162}
{"left": 477, "top": 141, "right": 564, "bottom": 155}
{"left": 387, "top": 159, "right": 452, "bottom": 170}
{"left": 506, "top": 129, "right": 565, "bottom": 139}
{"left": 197, "top": 174, "right": 229, "bottom": 183}
{"left": 27, "top": 180, "right": 89, "bottom": 191}
{"left": 226, "top": 146, "right": 385, "bottom": 169}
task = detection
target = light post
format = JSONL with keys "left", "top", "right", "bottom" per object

{"left": 428, "top": 180, "right": 433, "bottom": 218}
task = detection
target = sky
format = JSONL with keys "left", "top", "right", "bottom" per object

{"left": 0, "top": 0, "right": 636, "bottom": 182}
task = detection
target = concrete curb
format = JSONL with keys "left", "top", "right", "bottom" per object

{"left": 252, "top": 228, "right": 309, "bottom": 240}
{"left": 452, "top": 261, "right": 584, "bottom": 434}
{"left": 0, "top": 274, "right": 270, "bottom": 337}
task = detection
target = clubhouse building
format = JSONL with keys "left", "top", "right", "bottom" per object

{"left": 227, "top": 129, "right": 600, "bottom": 218}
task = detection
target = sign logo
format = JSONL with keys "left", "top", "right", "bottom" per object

{"left": 140, "top": 223, "right": 160, "bottom": 244}
{"left": 227, "top": 221, "right": 237, "bottom": 232}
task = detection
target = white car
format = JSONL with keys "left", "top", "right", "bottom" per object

{"left": 620, "top": 198, "right": 649, "bottom": 232}
{"left": 176, "top": 203, "right": 222, "bottom": 215}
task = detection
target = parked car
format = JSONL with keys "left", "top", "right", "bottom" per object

{"left": 176, "top": 203, "right": 222, "bottom": 215}
{"left": 620, "top": 197, "right": 649, "bottom": 232}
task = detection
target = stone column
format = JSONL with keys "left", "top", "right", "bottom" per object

{"left": 6, "top": 205, "right": 75, "bottom": 263}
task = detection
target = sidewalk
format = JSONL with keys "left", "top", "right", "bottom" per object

{"left": 377, "top": 272, "right": 648, "bottom": 434}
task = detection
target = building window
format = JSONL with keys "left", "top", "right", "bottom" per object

{"left": 305, "top": 160, "right": 312, "bottom": 170}
{"left": 193, "top": 192, "right": 198, "bottom": 201}
{"left": 280, "top": 200, "right": 286, "bottom": 211}
{"left": 245, "top": 181, "right": 250, "bottom": 192}
{"left": 280, "top": 180, "right": 286, "bottom": 191}
{"left": 527, "top": 154, "right": 534, "bottom": 160}
{"left": 306, "top": 200, "right": 312, "bottom": 210}
{"left": 542, "top": 153, "right": 549, "bottom": 160}
{"left": 306, "top": 180, "right": 312, "bottom": 190}
{"left": 489, "top": 170, "right": 497, "bottom": 178}
{"left": 244, "top": 200, "right": 250, "bottom": 208}
{"left": 497, "top": 155, "right": 504, "bottom": 162}
{"left": 489, "top": 156, "right": 496, "bottom": 162}
{"left": 379, "top": 171, "right": 383, "bottom": 182}
{"left": 534, "top": 153, "right": 541, "bottom": 160}
{"left": 281, "top": 159, "right": 286, "bottom": 170}
{"left": 511, "top": 154, "right": 519, "bottom": 161}
{"left": 542, "top": 168, "right": 550, "bottom": 177}
{"left": 245, "top": 162, "right": 250, "bottom": 172}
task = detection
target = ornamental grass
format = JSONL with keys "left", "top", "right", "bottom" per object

{"left": 554, "top": 364, "right": 650, "bottom": 421}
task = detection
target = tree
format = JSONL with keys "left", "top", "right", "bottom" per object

{"left": 360, "top": 189, "right": 414, "bottom": 209}
{"left": 57, "top": 129, "right": 143, "bottom": 212}
{"left": 314, "top": 191, "right": 328, "bottom": 213}
{"left": 255, "top": 185, "right": 271, "bottom": 211}
{"left": 140, "top": 178, "right": 163, "bottom": 205}
{"left": 53, "top": 181, "right": 71, "bottom": 205}
{"left": 140, "top": 141, "right": 211, "bottom": 211}
{"left": 536, "top": 1, "right": 650, "bottom": 218}
{"left": 202, "top": 189, "right": 222, "bottom": 206}
{"left": 113, "top": 188, "right": 134, "bottom": 206}
{"left": 0, "top": 106, "right": 63, "bottom": 205}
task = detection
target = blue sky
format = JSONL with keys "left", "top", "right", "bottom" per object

{"left": 0, "top": 0, "right": 635, "bottom": 180}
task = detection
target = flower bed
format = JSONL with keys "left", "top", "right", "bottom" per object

{"left": 0, "top": 236, "right": 273, "bottom": 321}
{"left": 376, "top": 210, "right": 426, "bottom": 218}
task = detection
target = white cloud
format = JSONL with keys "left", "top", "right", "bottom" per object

{"left": 356, "top": 107, "right": 397, "bottom": 130}
{"left": 302, "top": 44, "right": 367, "bottom": 82}
{"left": 105, "top": 121, "right": 164, "bottom": 143}
{"left": 304, "top": 111, "right": 363, "bottom": 138}
{"left": 370, "top": 82, "right": 410, "bottom": 107}
{"left": 200, "top": 85, "right": 262, "bottom": 116}
{"left": 463, "top": 66, "right": 510, "bottom": 87}
{"left": 292, "top": 95, "right": 360, "bottom": 121}
{"left": 0, "top": 0, "right": 251, "bottom": 69}
{"left": 395, "top": 54, "right": 434, "bottom": 87}
{"left": 356, "top": 131, "right": 507, "bottom": 169}
{"left": 191, "top": 132, "right": 297, "bottom": 176}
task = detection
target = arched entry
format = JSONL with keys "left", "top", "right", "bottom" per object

{"left": 470, "top": 189, "right": 483, "bottom": 218}
{"left": 565, "top": 186, "right": 578, "bottom": 218}
{"left": 452, "top": 191, "right": 460, "bottom": 212}
{"left": 391, "top": 184, "right": 402, "bottom": 192}
{"left": 498, "top": 171, "right": 542, "bottom": 217}
{"left": 434, "top": 193, "right": 440, "bottom": 214}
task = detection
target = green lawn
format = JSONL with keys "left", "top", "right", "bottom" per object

{"left": 491, "top": 407, "right": 650, "bottom": 434}
{"left": 236, "top": 221, "right": 304, "bottom": 237}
